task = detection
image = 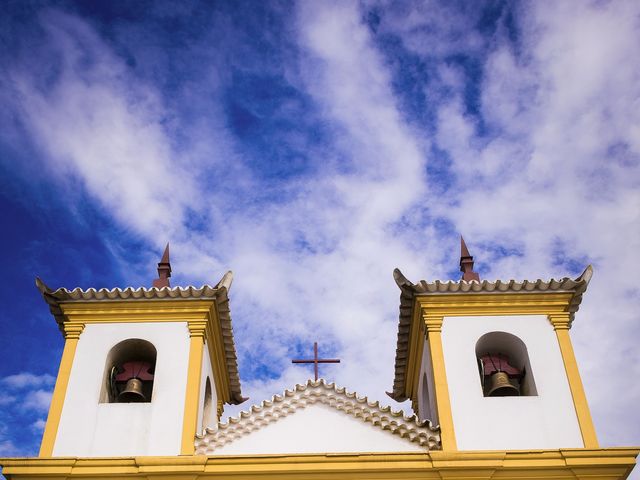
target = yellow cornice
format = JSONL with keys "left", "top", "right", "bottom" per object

{"left": 416, "top": 292, "right": 574, "bottom": 317}
{"left": 404, "top": 302, "right": 425, "bottom": 402}
{"left": 205, "top": 305, "right": 233, "bottom": 405}
{"left": 2, "top": 448, "right": 637, "bottom": 479}
{"left": 59, "top": 300, "right": 217, "bottom": 323}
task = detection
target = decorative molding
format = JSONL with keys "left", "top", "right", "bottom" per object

{"left": 195, "top": 379, "right": 441, "bottom": 454}
{"left": 181, "top": 334, "right": 205, "bottom": 455}
{"left": 548, "top": 313, "right": 572, "bottom": 330}
{"left": 4, "top": 448, "right": 638, "bottom": 480}
{"left": 62, "top": 323, "right": 85, "bottom": 340}
{"left": 187, "top": 321, "right": 207, "bottom": 338}
{"left": 422, "top": 312, "right": 444, "bottom": 333}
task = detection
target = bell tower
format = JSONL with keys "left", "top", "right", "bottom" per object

{"left": 389, "top": 238, "right": 598, "bottom": 451}
{"left": 36, "top": 246, "right": 245, "bottom": 457}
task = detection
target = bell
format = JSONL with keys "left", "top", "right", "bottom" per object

{"left": 118, "top": 377, "right": 146, "bottom": 403}
{"left": 487, "top": 371, "right": 520, "bottom": 397}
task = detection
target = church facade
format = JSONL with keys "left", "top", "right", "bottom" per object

{"left": 1, "top": 242, "right": 638, "bottom": 479}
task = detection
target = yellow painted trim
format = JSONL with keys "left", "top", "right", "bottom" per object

{"left": 3, "top": 448, "right": 638, "bottom": 479}
{"left": 59, "top": 300, "right": 216, "bottom": 323}
{"left": 39, "top": 324, "right": 84, "bottom": 457}
{"left": 181, "top": 322, "right": 206, "bottom": 455}
{"left": 417, "top": 292, "right": 574, "bottom": 317}
{"left": 204, "top": 304, "right": 232, "bottom": 405}
{"left": 423, "top": 312, "right": 456, "bottom": 451}
{"left": 405, "top": 302, "right": 425, "bottom": 402}
{"left": 549, "top": 314, "right": 599, "bottom": 448}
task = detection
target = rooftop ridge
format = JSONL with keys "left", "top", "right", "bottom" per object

{"left": 395, "top": 264, "right": 593, "bottom": 292}
{"left": 35, "top": 271, "right": 234, "bottom": 301}
{"left": 195, "top": 379, "right": 441, "bottom": 453}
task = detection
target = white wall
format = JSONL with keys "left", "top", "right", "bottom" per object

{"left": 440, "top": 315, "right": 583, "bottom": 451}
{"left": 196, "top": 340, "right": 218, "bottom": 433}
{"left": 417, "top": 338, "right": 438, "bottom": 425}
{"left": 213, "top": 404, "right": 426, "bottom": 455}
{"left": 53, "top": 322, "right": 191, "bottom": 456}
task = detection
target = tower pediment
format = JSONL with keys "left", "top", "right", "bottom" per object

{"left": 195, "top": 379, "right": 440, "bottom": 455}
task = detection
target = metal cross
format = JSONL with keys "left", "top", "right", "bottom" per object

{"left": 291, "top": 342, "right": 340, "bottom": 381}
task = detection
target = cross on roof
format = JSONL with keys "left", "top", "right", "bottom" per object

{"left": 291, "top": 342, "right": 340, "bottom": 381}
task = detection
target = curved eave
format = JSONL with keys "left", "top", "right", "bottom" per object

{"left": 388, "top": 266, "right": 593, "bottom": 402}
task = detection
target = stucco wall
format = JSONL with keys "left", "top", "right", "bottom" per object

{"left": 440, "top": 315, "right": 583, "bottom": 450}
{"left": 53, "top": 322, "right": 190, "bottom": 456}
{"left": 213, "top": 403, "right": 426, "bottom": 455}
{"left": 196, "top": 340, "right": 218, "bottom": 433}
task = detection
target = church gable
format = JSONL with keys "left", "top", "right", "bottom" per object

{"left": 195, "top": 380, "right": 440, "bottom": 455}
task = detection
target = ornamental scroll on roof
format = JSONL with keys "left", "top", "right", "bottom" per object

{"left": 388, "top": 237, "right": 593, "bottom": 402}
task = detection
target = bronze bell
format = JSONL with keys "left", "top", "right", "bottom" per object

{"left": 487, "top": 371, "right": 520, "bottom": 397}
{"left": 118, "top": 378, "right": 146, "bottom": 403}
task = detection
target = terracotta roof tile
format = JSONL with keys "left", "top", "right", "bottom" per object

{"left": 195, "top": 379, "right": 440, "bottom": 453}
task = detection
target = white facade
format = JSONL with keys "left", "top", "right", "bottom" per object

{"left": 211, "top": 404, "right": 426, "bottom": 455}
{"left": 197, "top": 340, "right": 218, "bottom": 433}
{"left": 195, "top": 380, "right": 441, "bottom": 455}
{"left": 433, "top": 314, "right": 583, "bottom": 450}
{"left": 53, "top": 322, "right": 191, "bottom": 456}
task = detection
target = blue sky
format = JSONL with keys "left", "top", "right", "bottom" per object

{"left": 1, "top": 0, "right": 639, "bottom": 464}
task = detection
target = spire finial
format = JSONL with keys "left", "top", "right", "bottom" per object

{"left": 152, "top": 243, "right": 171, "bottom": 288}
{"left": 460, "top": 236, "right": 480, "bottom": 282}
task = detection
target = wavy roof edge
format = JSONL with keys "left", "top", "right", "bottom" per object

{"left": 35, "top": 270, "right": 234, "bottom": 302}
{"left": 392, "top": 264, "right": 593, "bottom": 295}
{"left": 388, "top": 265, "right": 593, "bottom": 402}
{"left": 34, "top": 271, "right": 245, "bottom": 405}
{"left": 195, "top": 378, "right": 441, "bottom": 453}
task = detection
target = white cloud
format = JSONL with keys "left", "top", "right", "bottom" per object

{"left": 22, "top": 389, "right": 53, "bottom": 412}
{"left": 9, "top": 10, "right": 199, "bottom": 243}
{"left": 0, "top": 394, "right": 16, "bottom": 406}
{"left": 3, "top": 0, "right": 639, "bottom": 461}
{"left": 2, "top": 373, "right": 55, "bottom": 390}
{"left": 0, "top": 439, "right": 20, "bottom": 456}
{"left": 30, "top": 419, "right": 46, "bottom": 433}
{"left": 423, "top": 0, "right": 640, "bottom": 448}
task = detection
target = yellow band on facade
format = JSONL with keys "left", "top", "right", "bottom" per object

{"left": 423, "top": 313, "right": 457, "bottom": 451}
{"left": 180, "top": 322, "right": 206, "bottom": 454}
{"left": 550, "top": 314, "right": 599, "bottom": 448}
{"left": 39, "top": 324, "right": 84, "bottom": 457}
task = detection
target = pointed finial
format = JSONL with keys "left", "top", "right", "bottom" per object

{"left": 460, "top": 236, "right": 480, "bottom": 282}
{"left": 152, "top": 243, "right": 172, "bottom": 288}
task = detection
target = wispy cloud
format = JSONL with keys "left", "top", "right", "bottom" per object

{"left": 0, "top": 0, "right": 638, "bottom": 463}
{"left": 2, "top": 373, "right": 55, "bottom": 390}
